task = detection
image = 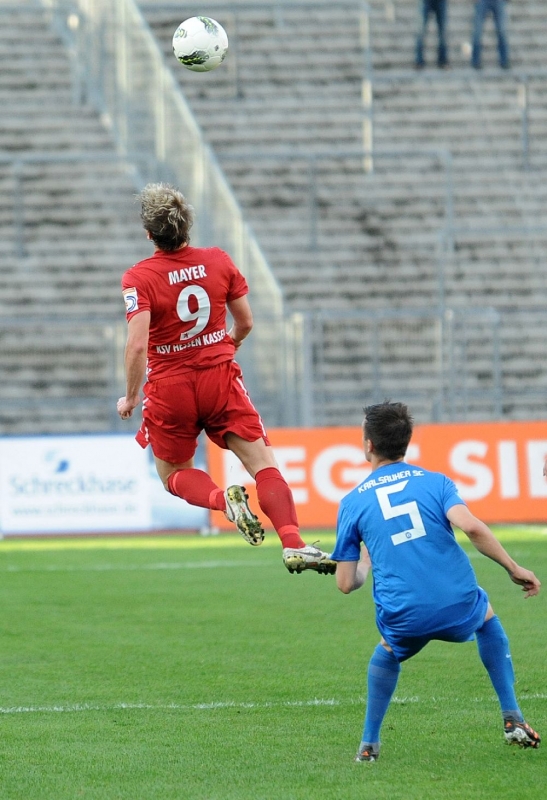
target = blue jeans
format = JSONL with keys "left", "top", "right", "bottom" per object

{"left": 471, "top": 0, "right": 510, "bottom": 68}
{"left": 415, "top": 0, "right": 448, "bottom": 67}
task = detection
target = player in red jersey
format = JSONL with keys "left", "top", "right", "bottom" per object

{"left": 117, "top": 183, "right": 335, "bottom": 575}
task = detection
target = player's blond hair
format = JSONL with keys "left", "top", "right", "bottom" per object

{"left": 138, "top": 183, "right": 194, "bottom": 252}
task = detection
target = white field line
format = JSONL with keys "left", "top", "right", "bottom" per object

{"left": 0, "top": 561, "right": 270, "bottom": 573}
{"left": 0, "top": 694, "right": 544, "bottom": 716}
{"left": 0, "top": 554, "right": 504, "bottom": 570}
{"left": 0, "top": 697, "right": 412, "bottom": 715}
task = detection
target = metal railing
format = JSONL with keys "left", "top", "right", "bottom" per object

{"left": 138, "top": 1, "right": 374, "bottom": 170}
{"left": 3, "top": 306, "right": 546, "bottom": 434}
{"left": 222, "top": 147, "right": 454, "bottom": 251}
{"left": 0, "top": 1, "right": 542, "bottom": 432}
{"left": 371, "top": 68, "right": 547, "bottom": 171}
{"left": 0, "top": 157, "right": 303, "bottom": 430}
{"left": 0, "top": 152, "right": 143, "bottom": 259}
{"left": 42, "top": 0, "right": 282, "bottom": 302}
{"left": 513, "top": 71, "right": 547, "bottom": 171}
{"left": 138, "top": 1, "right": 373, "bottom": 100}
{"left": 301, "top": 306, "right": 547, "bottom": 427}
{"left": 0, "top": 313, "right": 304, "bottom": 434}
{"left": 0, "top": 317, "right": 127, "bottom": 434}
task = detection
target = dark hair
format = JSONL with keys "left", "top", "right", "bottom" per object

{"left": 138, "top": 183, "right": 194, "bottom": 252}
{"left": 363, "top": 401, "right": 413, "bottom": 460}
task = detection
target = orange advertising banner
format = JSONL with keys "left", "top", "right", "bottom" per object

{"left": 207, "top": 421, "right": 547, "bottom": 530}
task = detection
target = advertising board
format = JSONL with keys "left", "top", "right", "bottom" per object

{"left": 207, "top": 421, "right": 547, "bottom": 529}
{"left": 0, "top": 435, "right": 207, "bottom": 535}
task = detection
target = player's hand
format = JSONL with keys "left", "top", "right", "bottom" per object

{"left": 117, "top": 396, "right": 140, "bottom": 420}
{"left": 509, "top": 566, "right": 541, "bottom": 598}
{"left": 227, "top": 327, "right": 244, "bottom": 350}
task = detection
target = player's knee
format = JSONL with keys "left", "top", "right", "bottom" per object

{"left": 163, "top": 471, "right": 178, "bottom": 494}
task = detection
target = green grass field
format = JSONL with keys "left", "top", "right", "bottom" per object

{"left": 0, "top": 527, "right": 544, "bottom": 799}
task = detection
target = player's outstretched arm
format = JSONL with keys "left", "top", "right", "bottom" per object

{"left": 336, "top": 546, "right": 371, "bottom": 594}
{"left": 118, "top": 310, "right": 151, "bottom": 420}
{"left": 447, "top": 504, "right": 541, "bottom": 598}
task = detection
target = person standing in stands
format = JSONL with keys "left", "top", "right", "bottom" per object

{"left": 415, "top": 0, "right": 449, "bottom": 69}
{"left": 117, "top": 182, "right": 335, "bottom": 576}
{"left": 471, "top": 0, "right": 511, "bottom": 69}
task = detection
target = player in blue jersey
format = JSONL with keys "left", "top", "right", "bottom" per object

{"left": 332, "top": 401, "right": 541, "bottom": 762}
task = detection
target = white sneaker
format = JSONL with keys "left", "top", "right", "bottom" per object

{"left": 282, "top": 543, "right": 336, "bottom": 575}
{"left": 224, "top": 485, "right": 264, "bottom": 546}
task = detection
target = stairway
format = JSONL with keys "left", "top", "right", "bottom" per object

{"left": 0, "top": 3, "right": 150, "bottom": 433}
{"left": 137, "top": 2, "right": 547, "bottom": 422}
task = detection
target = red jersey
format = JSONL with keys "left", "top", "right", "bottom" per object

{"left": 121, "top": 246, "right": 248, "bottom": 381}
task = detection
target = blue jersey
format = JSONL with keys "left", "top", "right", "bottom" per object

{"left": 332, "top": 462, "right": 482, "bottom": 640}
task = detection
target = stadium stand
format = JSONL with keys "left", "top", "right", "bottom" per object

{"left": 140, "top": 0, "right": 547, "bottom": 422}
{"left": 0, "top": 2, "right": 151, "bottom": 433}
{"left": 1, "top": 0, "right": 546, "bottom": 431}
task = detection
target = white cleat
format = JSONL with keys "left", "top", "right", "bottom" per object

{"left": 224, "top": 485, "right": 264, "bottom": 546}
{"left": 282, "top": 543, "right": 336, "bottom": 575}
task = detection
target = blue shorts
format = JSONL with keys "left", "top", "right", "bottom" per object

{"left": 379, "top": 586, "right": 489, "bottom": 662}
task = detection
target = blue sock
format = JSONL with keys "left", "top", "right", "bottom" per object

{"left": 362, "top": 644, "right": 401, "bottom": 745}
{"left": 475, "top": 616, "right": 522, "bottom": 720}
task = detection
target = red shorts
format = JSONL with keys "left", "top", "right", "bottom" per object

{"left": 135, "top": 360, "right": 270, "bottom": 463}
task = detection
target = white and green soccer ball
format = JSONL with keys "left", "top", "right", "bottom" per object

{"left": 172, "top": 16, "right": 228, "bottom": 72}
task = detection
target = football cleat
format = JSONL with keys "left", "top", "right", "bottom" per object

{"left": 224, "top": 485, "right": 264, "bottom": 546}
{"left": 282, "top": 543, "right": 336, "bottom": 575}
{"left": 504, "top": 719, "right": 541, "bottom": 749}
{"left": 354, "top": 744, "right": 380, "bottom": 762}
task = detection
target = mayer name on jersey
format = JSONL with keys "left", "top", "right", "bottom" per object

{"left": 122, "top": 246, "right": 248, "bottom": 381}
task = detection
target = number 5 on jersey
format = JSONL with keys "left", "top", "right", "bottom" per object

{"left": 376, "top": 481, "right": 427, "bottom": 546}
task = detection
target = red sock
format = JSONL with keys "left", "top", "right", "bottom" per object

{"left": 255, "top": 467, "right": 305, "bottom": 549}
{"left": 167, "top": 469, "right": 226, "bottom": 511}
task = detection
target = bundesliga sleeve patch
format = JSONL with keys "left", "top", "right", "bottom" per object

{"left": 123, "top": 287, "right": 139, "bottom": 313}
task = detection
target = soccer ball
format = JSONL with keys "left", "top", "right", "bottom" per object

{"left": 172, "top": 16, "right": 228, "bottom": 72}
